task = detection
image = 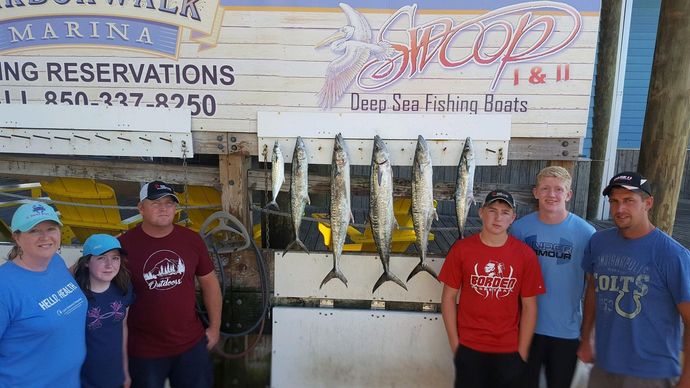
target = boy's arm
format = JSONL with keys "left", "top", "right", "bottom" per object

{"left": 577, "top": 273, "right": 596, "bottom": 362}
{"left": 518, "top": 295, "right": 537, "bottom": 361}
{"left": 441, "top": 285, "right": 460, "bottom": 353}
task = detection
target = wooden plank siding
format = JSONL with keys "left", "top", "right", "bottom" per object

{"left": 1, "top": 5, "right": 599, "bottom": 144}
{"left": 583, "top": 0, "right": 660, "bottom": 156}
{"left": 614, "top": 149, "right": 690, "bottom": 199}
{"left": 617, "top": 0, "right": 661, "bottom": 149}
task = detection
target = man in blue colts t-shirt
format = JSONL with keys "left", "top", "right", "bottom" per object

{"left": 578, "top": 171, "right": 690, "bottom": 387}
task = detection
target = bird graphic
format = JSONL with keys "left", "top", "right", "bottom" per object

{"left": 315, "top": 2, "right": 394, "bottom": 109}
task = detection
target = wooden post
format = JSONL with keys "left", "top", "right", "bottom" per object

{"left": 637, "top": 0, "right": 690, "bottom": 235}
{"left": 547, "top": 160, "right": 575, "bottom": 176}
{"left": 586, "top": 0, "right": 623, "bottom": 220}
{"left": 219, "top": 154, "right": 251, "bottom": 231}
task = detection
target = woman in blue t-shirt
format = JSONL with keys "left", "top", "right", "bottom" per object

{"left": 74, "top": 234, "right": 134, "bottom": 388}
{"left": 0, "top": 201, "right": 87, "bottom": 387}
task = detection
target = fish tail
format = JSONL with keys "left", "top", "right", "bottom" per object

{"left": 406, "top": 261, "right": 439, "bottom": 282}
{"left": 282, "top": 238, "right": 311, "bottom": 257}
{"left": 319, "top": 268, "right": 348, "bottom": 289}
{"left": 264, "top": 200, "right": 279, "bottom": 211}
{"left": 458, "top": 226, "right": 465, "bottom": 239}
{"left": 372, "top": 270, "right": 408, "bottom": 293}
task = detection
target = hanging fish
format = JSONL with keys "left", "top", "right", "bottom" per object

{"left": 265, "top": 140, "right": 284, "bottom": 210}
{"left": 283, "top": 137, "right": 310, "bottom": 256}
{"left": 370, "top": 135, "right": 407, "bottom": 292}
{"left": 320, "top": 133, "right": 352, "bottom": 288}
{"left": 408, "top": 135, "right": 439, "bottom": 282}
{"left": 455, "top": 137, "right": 476, "bottom": 238}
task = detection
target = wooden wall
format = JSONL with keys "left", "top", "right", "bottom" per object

{"left": 615, "top": 149, "right": 690, "bottom": 199}
{"left": 1, "top": 3, "right": 599, "bottom": 143}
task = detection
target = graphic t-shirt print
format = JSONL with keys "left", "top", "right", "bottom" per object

{"left": 142, "top": 249, "right": 186, "bottom": 290}
{"left": 470, "top": 260, "right": 517, "bottom": 298}
{"left": 87, "top": 300, "right": 125, "bottom": 330}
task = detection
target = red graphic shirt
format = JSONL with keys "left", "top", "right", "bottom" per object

{"left": 439, "top": 234, "right": 544, "bottom": 353}
{"left": 119, "top": 225, "right": 214, "bottom": 357}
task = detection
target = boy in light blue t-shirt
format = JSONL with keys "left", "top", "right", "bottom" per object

{"left": 511, "top": 166, "right": 594, "bottom": 388}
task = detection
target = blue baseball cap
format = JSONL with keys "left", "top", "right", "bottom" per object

{"left": 83, "top": 234, "right": 127, "bottom": 256}
{"left": 11, "top": 201, "right": 62, "bottom": 232}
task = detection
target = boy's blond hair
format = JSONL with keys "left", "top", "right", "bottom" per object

{"left": 536, "top": 166, "right": 572, "bottom": 191}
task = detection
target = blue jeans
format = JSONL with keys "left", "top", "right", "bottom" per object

{"left": 129, "top": 337, "right": 213, "bottom": 388}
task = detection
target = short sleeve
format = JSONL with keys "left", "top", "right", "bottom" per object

{"left": 660, "top": 243, "right": 690, "bottom": 305}
{"left": 0, "top": 299, "right": 8, "bottom": 339}
{"left": 125, "top": 283, "right": 135, "bottom": 307}
{"left": 581, "top": 237, "right": 595, "bottom": 274}
{"left": 192, "top": 231, "right": 215, "bottom": 277}
{"left": 438, "top": 241, "right": 463, "bottom": 289}
{"left": 519, "top": 244, "right": 545, "bottom": 297}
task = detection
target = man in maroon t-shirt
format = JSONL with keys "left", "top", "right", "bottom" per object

{"left": 119, "top": 181, "right": 222, "bottom": 388}
{"left": 439, "top": 189, "right": 544, "bottom": 388}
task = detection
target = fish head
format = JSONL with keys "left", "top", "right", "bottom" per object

{"left": 461, "top": 137, "right": 474, "bottom": 159}
{"left": 333, "top": 133, "right": 349, "bottom": 165}
{"left": 414, "top": 135, "right": 431, "bottom": 165}
{"left": 372, "top": 135, "right": 390, "bottom": 165}
{"left": 293, "top": 137, "right": 308, "bottom": 162}
{"left": 272, "top": 141, "right": 282, "bottom": 161}
{"left": 334, "top": 133, "right": 345, "bottom": 151}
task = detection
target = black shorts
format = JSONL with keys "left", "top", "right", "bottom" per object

{"left": 522, "top": 333, "right": 580, "bottom": 388}
{"left": 454, "top": 344, "right": 527, "bottom": 388}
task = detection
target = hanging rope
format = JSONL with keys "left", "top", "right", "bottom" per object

{"left": 0, "top": 190, "right": 217, "bottom": 210}
{"left": 181, "top": 141, "right": 191, "bottom": 216}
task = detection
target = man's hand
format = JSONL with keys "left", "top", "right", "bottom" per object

{"left": 206, "top": 327, "right": 220, "bottom": 350}
{"left": 576, "top": 338, "right": 594, "bottom": 363}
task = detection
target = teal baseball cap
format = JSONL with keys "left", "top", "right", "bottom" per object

{"left": 83, "top": 234, "right": 127, "bottom": 256}
{"left": 11, "top": 201, "right": 62, "bottom": 232}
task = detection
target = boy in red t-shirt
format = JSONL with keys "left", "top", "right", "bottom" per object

{"left": 439, "top": 189, "right": 545, "bottom": 388}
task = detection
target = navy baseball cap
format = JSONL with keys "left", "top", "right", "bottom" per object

{"left": 602, "top": 171, "right": 652, "bottom": 196}
{"left": 483, "top": 189, "right": 516, "bottom": 209}
{"left": 139, "top": 181, "right": 179, "bottom": 203}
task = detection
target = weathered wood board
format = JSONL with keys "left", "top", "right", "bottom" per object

{"left": 0, "top": 1, "right": 600, "bottom": 147}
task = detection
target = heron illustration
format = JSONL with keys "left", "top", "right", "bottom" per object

{"left": 315, "top": 3, "right": 393, "bottom": 109}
